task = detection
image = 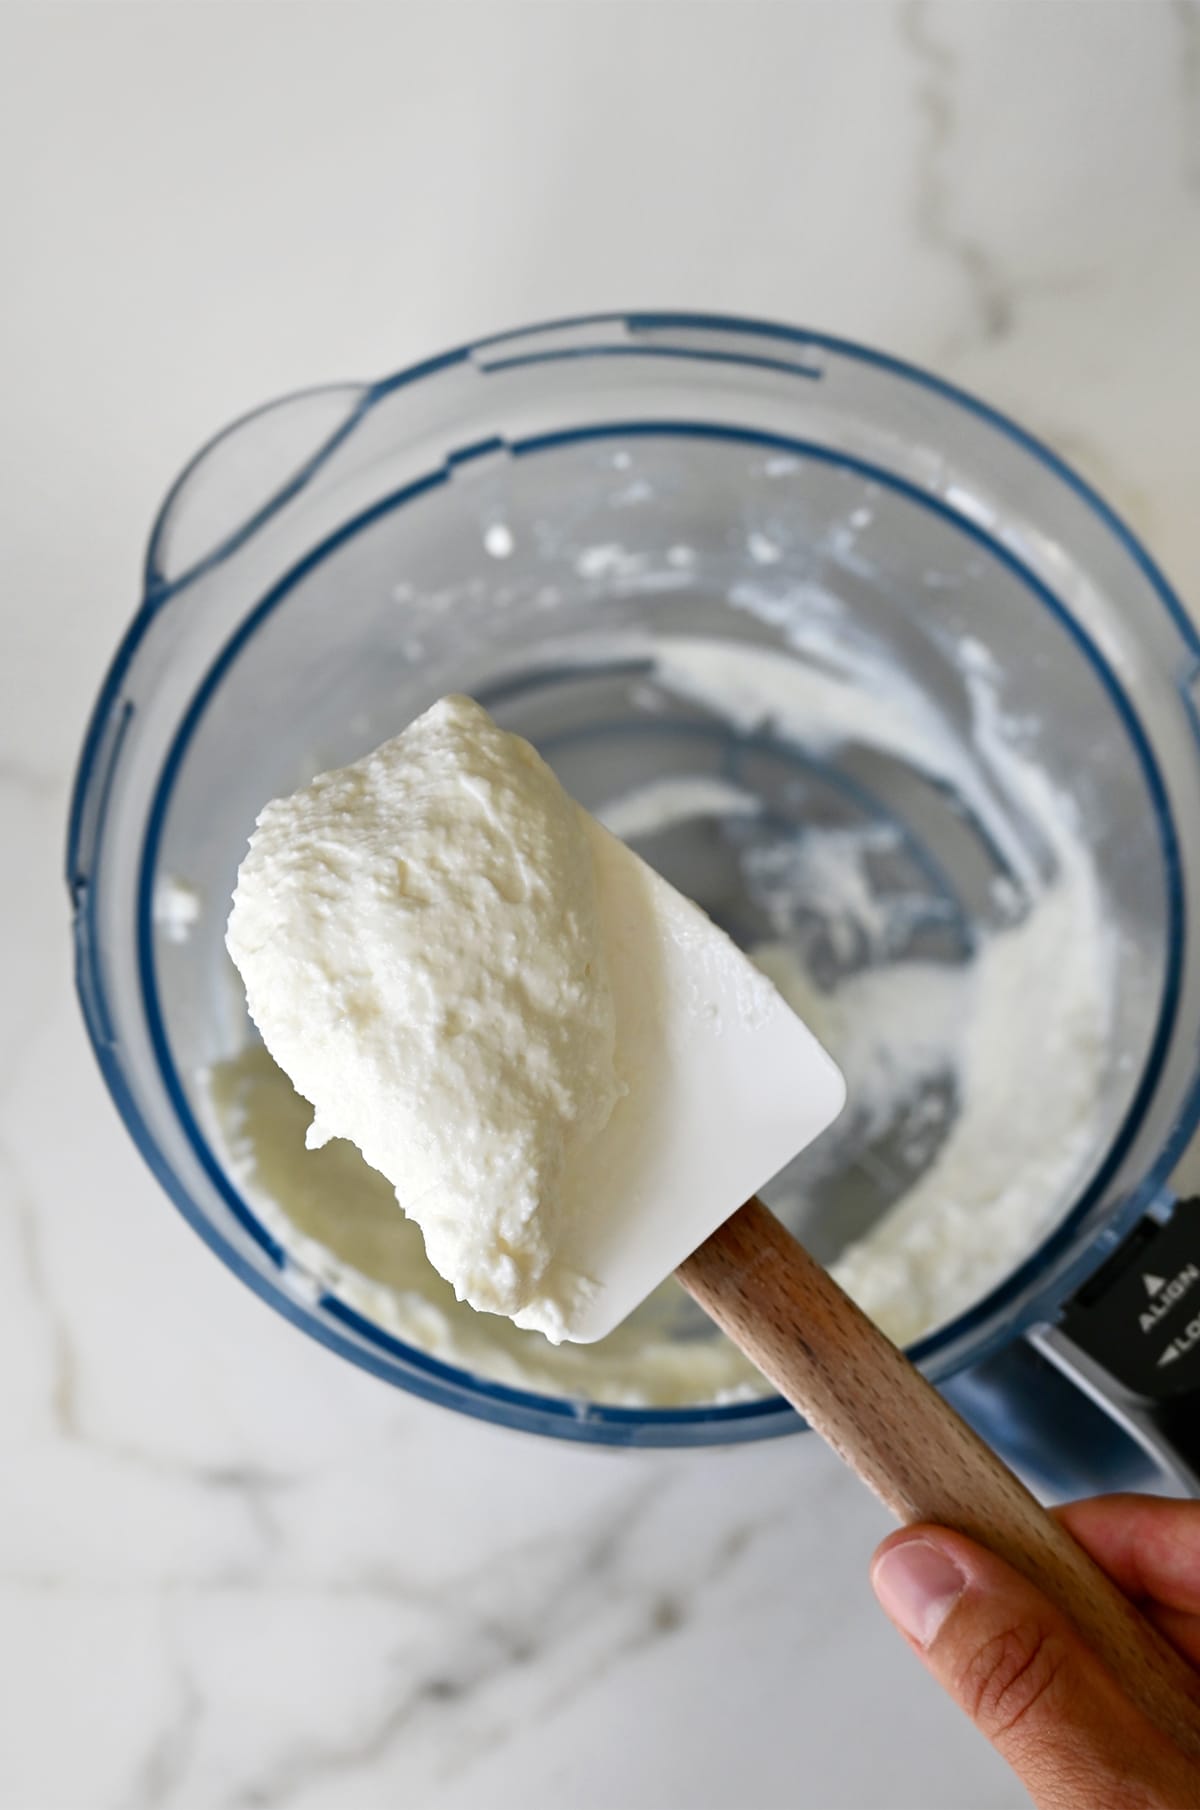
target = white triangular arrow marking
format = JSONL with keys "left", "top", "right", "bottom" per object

{"left": 1159, "top": 1343, "right": 1181, "bottom": 1367}
{"left": 1144, "top": 1273, "right": 1167, "bottom": 1296}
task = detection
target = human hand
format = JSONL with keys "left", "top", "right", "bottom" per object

{"left": 871, "top": 1494, "right": 1200, "bottom": 1808}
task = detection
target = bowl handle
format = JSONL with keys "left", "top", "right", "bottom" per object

{"left": 1031, "top": 1196, "right": 1200, "bottom": 1494}
{"left": 144, "top": 383, "right": 370, "bottom": 593}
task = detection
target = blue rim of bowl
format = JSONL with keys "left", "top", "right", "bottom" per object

{"left": 69, "top": 312, "right": 1200, "bottom": 1446}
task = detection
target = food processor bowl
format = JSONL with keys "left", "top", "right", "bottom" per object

{"left": 68, "top": 314, "right": 1200, "bottom": 1467}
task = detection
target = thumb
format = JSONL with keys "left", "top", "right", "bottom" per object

{"left": 870, "top": 1526, "right": 1200, "bottom": 1810}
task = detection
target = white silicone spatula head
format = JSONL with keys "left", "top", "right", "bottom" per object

{"left": 520, "top": 815, "right": 846, "bottom": 1344}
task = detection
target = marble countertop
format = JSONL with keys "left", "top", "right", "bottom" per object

{"left": 4, "top": 3, "right": 1199, "bottom": 1805}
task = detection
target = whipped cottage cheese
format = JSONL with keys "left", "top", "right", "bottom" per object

{"left": 227, "top": 695, "right": 626, "bottom": 1335}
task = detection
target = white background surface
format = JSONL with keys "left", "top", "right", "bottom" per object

{"left": 4, "top": 3, "right": 1200, "bottom": 1807}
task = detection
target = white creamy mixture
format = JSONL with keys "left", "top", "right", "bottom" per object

{"left": 228, "top": 696, "right": 627, "bottom": 1337}
{"left": 153, "top": 874, "right": 203, "bottom": 943}
{"left": 211, "top": 625, "right": 1116, "bottom": 1405}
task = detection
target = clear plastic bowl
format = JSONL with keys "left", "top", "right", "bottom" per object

{"left": 69, "top": 313, "right": 1200, "bottom": 1445}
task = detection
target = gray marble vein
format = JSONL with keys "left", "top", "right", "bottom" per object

{"left": 6, "top": 1130, "right": 81, "bottom": 1440}
{"left": 125, "top": 1611, "right": 205, "bottom": 1810}
{"left": 1173, "top": 0, "right": 1200, "bottom": 193}
{"left": 221, "top": 1477, "right": 677, "bottom": 1810}
{"left": 3, "top": 1117, "right": 305, "bottom": 1559}
{"left": 0, "top": 1135, "right": 305, "bottom": 1591}
{"left": 899, "top": 0, "right": 1014, "bottom": 345}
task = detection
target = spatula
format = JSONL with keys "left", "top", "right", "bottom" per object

{"left": 549, "top": 825, "right": 1200, "bottom": 1760}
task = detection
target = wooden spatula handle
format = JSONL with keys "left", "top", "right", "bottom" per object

{"left": 677, "top": 1195, "right": 1200, "bottom": 1759}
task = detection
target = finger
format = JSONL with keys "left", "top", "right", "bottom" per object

{"left": 1054, "top": 1497, "right": 1200, "bottom": 1689}
{"left": 871, "top": 1526, "right": 1200, "bottom": 1809}
{"left": 1055, "top": 1495, "right": 1200, "bottom": 1615}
